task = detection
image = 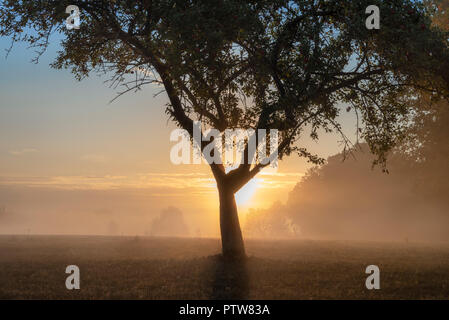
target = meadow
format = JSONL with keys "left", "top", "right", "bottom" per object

{"left": 0, "top": 235, "right": 449, "bottom": 299}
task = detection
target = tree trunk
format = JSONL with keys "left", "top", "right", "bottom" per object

{"left": 218, "top": 183, "right": 246, "bottom": 260}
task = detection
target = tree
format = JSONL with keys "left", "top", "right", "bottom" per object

{"left": 244, "top": 202, "right": 299, "bottom": 238}
{"left": 398, "top": 0, "right": 449, "bottom": 200}
{"left": 107, "top": 220, "right": 119, "bottom": 236}
{"left": 285, "top": 144, "right": 419, "bottom": 240}
{"left": 149, "top": 206, "right": 190, "bottom": 237}
{"left": 1, "top": 0, "right": 448, "bottom": 259}
{"left": 399, "top": 85, "right": 449, "bottom": 201}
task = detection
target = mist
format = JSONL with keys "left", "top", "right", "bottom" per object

{"left": 0, "top": 185, "right": 218, "bottom": 237}
{"left": 243, "top": 143, "right": 449, "bottom": 243}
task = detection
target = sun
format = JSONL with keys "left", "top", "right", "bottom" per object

{"left": 235, "top": 178, "right": 261, "bottom": 206}
{"left": 222, "top": 165, "right": 262, "bottom": 207}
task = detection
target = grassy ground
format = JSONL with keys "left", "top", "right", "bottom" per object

{"left": 0, "top": 235, "right": 449, "bottom": 299}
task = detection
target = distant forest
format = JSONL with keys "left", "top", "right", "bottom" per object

{"left": 244, "top": 96, "right": 449, "bottom": 242}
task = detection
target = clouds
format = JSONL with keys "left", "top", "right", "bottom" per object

{"left": 0, "top": 171, "right": 300, "bottom": 193}
{"left": 0, "top": 173, "right": 212, "bottom": 191}
{"left": 8, "top": 148, "right": 38, "bottom": 156}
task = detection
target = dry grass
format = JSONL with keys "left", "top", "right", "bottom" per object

{"left": 1, "top": 235, "right": 449, "bottom": 299}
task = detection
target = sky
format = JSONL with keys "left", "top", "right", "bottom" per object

{"left": 0, "top": 33, "right": 356, "bottom": 237}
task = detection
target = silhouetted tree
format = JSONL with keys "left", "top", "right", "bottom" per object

{"left": 107, "top": 220, "right": 119, "bottom": 236}
{"left": 244, "top": 202, "right": 299, "bottom": 238}
{"left": 398, "top": 0, "right": 449, "bottom": 201}
{"left": 150, "top": 206, "right": 189, "bottom": 237}
{"left": 1, "top": 0, "right": 448, "bottom": 259}
{"left": 0, "top": 206, "right": 6, "bottom": 218}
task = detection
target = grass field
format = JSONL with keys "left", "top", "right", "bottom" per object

{"left": 0, "top": 235, "right": 449, "bottom": 299}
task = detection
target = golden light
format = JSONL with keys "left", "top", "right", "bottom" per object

{"left": 235, "top": 178, "right": 262, "bottom": 206}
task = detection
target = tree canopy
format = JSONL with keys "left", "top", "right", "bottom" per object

{"left": 1, "top": 0, "right": 448, "bottom": 182}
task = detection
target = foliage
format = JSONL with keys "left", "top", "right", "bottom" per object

{"left": 1, "top": 0, "right": 448, "bottom": 190}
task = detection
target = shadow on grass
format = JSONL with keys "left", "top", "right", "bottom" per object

{"left": 210, "top": 255, "right": 249, "bottom": 300}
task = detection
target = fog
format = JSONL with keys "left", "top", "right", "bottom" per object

{"left": 2, "top": 142, "right": 449, "bottom": 242}
{"left": 0, "top": 186, "right": 218, "bottom": 237}
{"left": 243, "top": 143, "right": 449, "bottom": 242}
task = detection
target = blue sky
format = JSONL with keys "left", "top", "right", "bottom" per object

{"left": 0, "top": 35, "right": 174, "bottom": 177}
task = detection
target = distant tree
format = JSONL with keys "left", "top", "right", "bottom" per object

{"left": 272, "top": 138, "right": 449, "bottom": 241}
{"left": 244, "top": 202, "right": 299, "bottom": 238}
{"left": 0, "top": 206, "right": 6, "bottom": 218}
{"left": 150, "top": 206, "right": 190, "bottom": 237}
{"left": 398, "top": 0, "right": 449, "bottom": 200}
{"left": 398, "top": 85, "right": 449, "bottom": 201}
{"left": 1, "top": 0, "right": 448, "bottom": 259}
{"left": 107, "top": 220, "right": 119, "bottom": 236}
